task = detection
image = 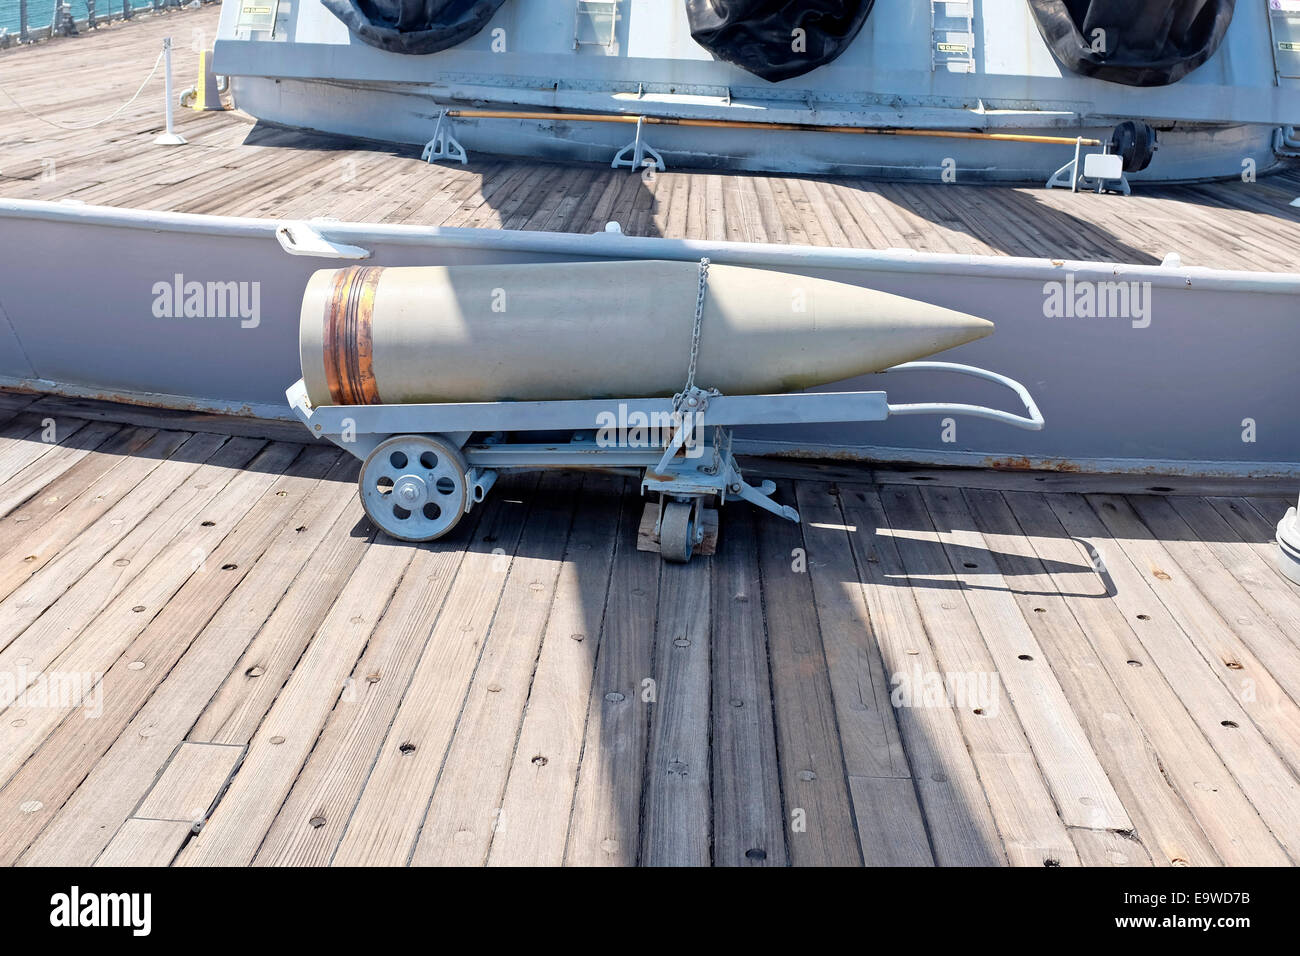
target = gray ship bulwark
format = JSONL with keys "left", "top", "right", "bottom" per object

{"left": 1, "top": 198, "right": 1297, "bottom": 478}
{"left": 212, "top": 0, "right": 1300, "bottom": 182}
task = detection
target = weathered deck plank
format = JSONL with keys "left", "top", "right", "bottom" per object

{"left": 755, "top": 485, "right": 862, "bottom": 866}
{"left": 964, "top": 488, "right": 1233, "bottom": 867}
{"left": 0, "top": 405, "right": 1296, "bottom": 867}
{"left": 252, "top": 487, "right": 507, "bottom": 866}
{"left": 836, "top": 485, "right": 1005, "bottom": 866}
{"left": 706, "top": 510, "right": 787, "bottom": 867}
{"left": 132, "top": 742, "right": 245, "bottom": 825}
{"left": 919, "top": 485, "right": 1133, "bottom": 833}
{"left": 640, "top": 539, "right": 714, "bottom": 866}
{"left": 486, "top": 477, "right": 624, "bottom": 867}
{"left": 0, "top": 435, "right": 255, "bottom": 693}
{"left": 324, "top": 476, "right": 539, "bottom": 866}
{"left": 17, "top": 464, "right": 365, "bottom": 867}
{"left": 878, "top": 485, "right": 1080, "bottom": 867}
{"left": 0, "top": 427, "right": 187, "bottom": 590}
{"left": 563, "top": 494, "right": 660, "bottom": 866}
{"left": 0, "top": 419, "right": 119, "bottom": 516}
{"left": 95, "top": 820, "right": 196, "bottom": 868}
{"left": 0, "top": 445, "right": 331, "bottom": 863}
{"left": 794, "top": 482, "right": 931, "bottom": 867}
{"left": 1085, "top": 493, "right": 1300, "bottom": 779}
{"left": 406, "top": 476, "right": 580, "bottom": 866}
{"left": 1045, "top": 493, "right": 1300, "bottom": 860}
{"left": 174, "top": 534, "right": 418, "bottom": 866}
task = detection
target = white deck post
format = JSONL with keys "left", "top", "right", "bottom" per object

{"left": 154, "top": 37, "right": 187, "bottom": 146}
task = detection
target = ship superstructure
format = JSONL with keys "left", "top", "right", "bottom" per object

{"left": 214, "top": 0, "right": 1300, "bottom": 182}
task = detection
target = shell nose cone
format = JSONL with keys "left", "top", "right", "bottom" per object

{"left": 947, "top": 314, "right": 996, "bottom": 347}
{"left": 895, "top": 305, "right": 995, "bottom": 362}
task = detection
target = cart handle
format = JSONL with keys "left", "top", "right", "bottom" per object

{"left": 883, "top": 361, "right": 1045, "bottom": 431}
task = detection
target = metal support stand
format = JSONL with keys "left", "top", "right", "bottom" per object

{"left": 1278, "top": 495, "right": 1300, "bottom": 585}
{"left": 422, "top": 110, "right": 467, "bottom": 165}
{"left": 1046, "top": 137, "right": 1129, "bottom": 195}
{"left": 612, "top": 116, "right": 665, "bottom": 171}
{"left": 1046, "top": 137, "right": 1084, "bottom": 192}
{"left": 154, "top": 38, "right": 188, "bottom": 146}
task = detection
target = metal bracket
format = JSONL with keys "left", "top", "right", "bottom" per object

{"left": 642, "top": 434, "right": 799, "bottom": 524}
{"left": 882, "top": 361, "right": 1045, "bottom": 430}
{"left": 612, "top": 116, "right": 665, "bottom": 171}
{"left": 1273, "top": 126, "right": 1300, "bottom": 158}
{"left": 288, "top": 361, "right": 1043, "bottom": 447}
{"left": 1046, "top": 137, "right": 1130, "bottom": 195}
{"left": 656, "top": 386, "right": 714, "bottom": 472}
{"left": 275, "top": 221, "right": 371, "bottom": 259}
{"left": 422, "top": 110, "right": 468, "bottom": 165}
{"left": 1278, "top": 498, "right": 1300, "bottom": 585}
{"left": 728, "top": 473, "right": 799, "bottom": 523}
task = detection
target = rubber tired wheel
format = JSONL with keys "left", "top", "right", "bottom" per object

{"left": 1110, "top": 120, "right": 1157, "bottom": 173}
{"left": 659, "top": 499, "right": 698, "bottom": 563}
{"left": 359, "top": 435, "right": 468, "bottom": 542}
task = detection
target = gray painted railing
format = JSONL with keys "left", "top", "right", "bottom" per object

{"left": 4, "top": 0, "right": 220, "bottom": 47}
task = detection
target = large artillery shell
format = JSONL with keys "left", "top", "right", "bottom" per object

{"left": 300, "top": 260, "right": 993, "bottom": 406}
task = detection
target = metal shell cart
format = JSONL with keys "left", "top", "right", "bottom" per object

{"left": 287, "top": 361, "right": 1044, "bottom": 563}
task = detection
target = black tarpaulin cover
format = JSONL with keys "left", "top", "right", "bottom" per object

{"left": 685, "top": 0, "right": 875, "bottom": 82}
{"left": 1028, "top": 1, "right": 1235, "bottom": 87}
{"left": 323, "top": 0, "right": 507, "bottom": 55}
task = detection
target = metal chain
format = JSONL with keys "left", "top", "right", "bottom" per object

{"left": 670, "top": 257, "right": 716, "bottom": 465}
{"left": 680, "top": 257, "right": 710, "bottom": 399}
{"left": 703, "top": 423, "right": 728, "bottom": 476}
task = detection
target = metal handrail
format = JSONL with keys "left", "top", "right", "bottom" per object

{"left": 883, "top": 361, "right": 1045, "bottom": 431}
{"left": 6, "top": 1, "right": 214, "bottom": 45}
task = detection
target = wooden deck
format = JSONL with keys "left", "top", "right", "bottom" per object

{"left": 3, "top": 8, "right": 1300, "bottom": 869}
{"left": 1, "top": 389, "right": 1298, "bottom": 867}
{"left": 2, "top": 5, "right": 1300, "bottom": 272}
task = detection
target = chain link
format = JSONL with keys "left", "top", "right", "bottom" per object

{"left": 680, "top": 257, "right": 710, "bottom": 400}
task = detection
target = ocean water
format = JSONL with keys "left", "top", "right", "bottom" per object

{"left": 1, "top": 1, "right": 170, "bottom": 34}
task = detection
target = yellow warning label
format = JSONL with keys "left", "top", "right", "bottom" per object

{"left": 1280, "top": 42, "right": 1300, "bottom": 52}
{"left": 236, "top": 0, "right": 279, "bottom": 31}
{"left": 937, "top": 43, "right": 969, "bottom": 54}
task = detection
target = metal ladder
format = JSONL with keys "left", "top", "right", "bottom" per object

{"left": 930, "top": 0, "right": 975, "bottom": 73}
{"left": 574, "top": 0, "right": 621, "bottom": 53}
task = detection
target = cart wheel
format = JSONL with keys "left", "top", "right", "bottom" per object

{"left": 359, "top": 435, "right": 468, "bottom": 542}
{"left": 659, "top": 499, "right": 698, "bottom": 563}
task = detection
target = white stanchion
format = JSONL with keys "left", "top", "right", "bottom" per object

{"left": 154, "top": 37, "right": 187, "bottom": 145}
